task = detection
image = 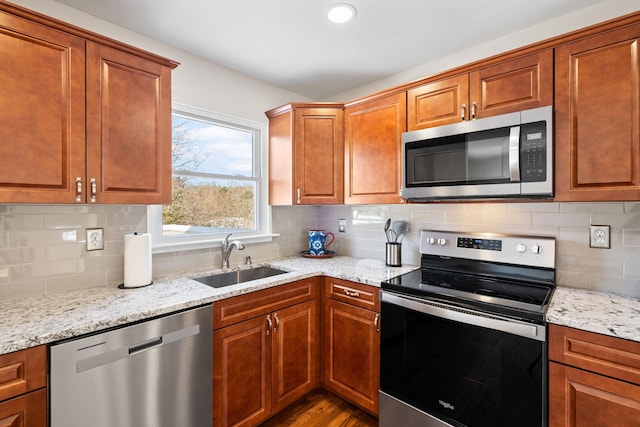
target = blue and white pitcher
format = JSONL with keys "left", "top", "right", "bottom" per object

{"left": 308, "top": 230, "right": 335, "bottom": 255}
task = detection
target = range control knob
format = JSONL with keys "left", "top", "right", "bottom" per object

{"left": 437, "top": 238, "right": 447, "bottom": 246}
{"left": 531, "top": 244, "right": 543, "bottom": 254}
{"left": 515, "top": 243, "right": 527, "bottom": 253}
{"left": 427, "top": 237, "right": 436, "bottom": 245}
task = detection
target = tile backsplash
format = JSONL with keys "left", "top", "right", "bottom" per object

{"left": 1, "top": 202, "right": 639, "bottom": 301}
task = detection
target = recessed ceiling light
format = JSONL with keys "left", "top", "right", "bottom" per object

{"left": 327, "top": 3, "right": 357, "bottom": 24}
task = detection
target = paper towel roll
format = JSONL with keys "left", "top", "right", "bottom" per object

{"left": 123, "top": 232, "right": 152, "bottom": 288}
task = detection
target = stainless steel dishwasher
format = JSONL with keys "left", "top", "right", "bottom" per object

{"left": 49, "top": 305, "right": 212, "bottom": 427}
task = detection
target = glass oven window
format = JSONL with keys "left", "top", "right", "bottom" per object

{"left": 380, "top": 300, "right": 545, "bottom": 427}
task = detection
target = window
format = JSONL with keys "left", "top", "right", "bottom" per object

{"left": 148, "top": 104, "right": 271, "bottom": 252}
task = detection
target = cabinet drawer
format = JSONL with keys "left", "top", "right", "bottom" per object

{"left": 213, "top": 278, "right": 319, "bottom": 329}
{"left": 549, "top": 324, "right": 640, "bottom": 385}
{"left": 0, "top": 346, "right": 46, "bottom": 402}
{"left": 323, "top": 278, "right": 380, "bottom": 311}
{"left": 0, "top": 388, "right": 47, "bottom": 427}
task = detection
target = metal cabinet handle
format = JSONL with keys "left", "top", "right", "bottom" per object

{"left": 374, "top": 313, "right": 380, "bottom": 333}
{"left": 274, "top": 313, "right": 280, "bottom": 333}
{"left": 90, "top": 178, "right": 97, "bottom": 203}
{"left": 76, "top": 177, "right": 83, "bottom": 202}
{"left": 266, "top": 314, "right": 272, "bottom": 335}
{"left": 296, "top": 188, "right": 301, "bottom": 204}
{"left": 471, "top": 101, "right": 477, "bottom": 120}
{"left": 461, "top": 104, "right": 467, "bottom": 121}
{"left": 344, "top": 289, "right": 360, "bottom": 298}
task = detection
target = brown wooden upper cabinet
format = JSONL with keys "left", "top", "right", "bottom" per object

{"left": 407, "top": 49, "right": 553, "bottom": 130}
{"left": 344, "top": 92, "right": 406, "bottom": 204}
{"left": 0, "top": 4, "right": 176, "bottom": 204}
{"left": 555, "top": 22, "right": 640, "bottom": 201}
{"left": 267, "top": 103, "right": 344, "bottom": 205}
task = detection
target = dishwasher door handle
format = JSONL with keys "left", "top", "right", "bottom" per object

{"left": 129, "top": 336, "right": 163, "bottom": 355}
{"left": 76, "top": 324, "right": 200, "bottom": 373}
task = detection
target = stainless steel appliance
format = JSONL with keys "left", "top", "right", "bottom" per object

{"left": 50, "top": 305, "right": 212, "bottom": 427}
{"left": 380, "top": 230, "right": 556, "bottom": 427}
{"left": 401, "top": 106, "right": 552, "bottom": 200}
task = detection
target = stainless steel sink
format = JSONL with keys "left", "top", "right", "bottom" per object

{"left": 194, "top": 266, "right": 288, "bottom": 288}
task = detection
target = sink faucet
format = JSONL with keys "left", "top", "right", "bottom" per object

{"left": 221, "top": 233, "right": 245, "bottom": 268}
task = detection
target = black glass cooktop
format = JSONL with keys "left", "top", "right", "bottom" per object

{"left": 382, "top": 268, "right": 554, "bottom": 323}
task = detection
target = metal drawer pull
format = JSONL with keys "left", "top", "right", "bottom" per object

{"left": 344, "top": 290, "right": 360, "bottom": 298}
{"left": 76, "top": 177, "right": 82, "bottom": 202}
{"left": 90, "top": 178, "right": 97, "bottom": 203}
{"left": 296, "top": 188, "right": 301, "bottom": 204}
{"left": 471, "top": 101, "right": 477, "bottom": 120}
{"left": 266, "top": 314, "right": 272, "bottom": 335}
{"left": 274, "top": 313, "right": 280, "bottom": 333}
{"left": 461, "top": 104, "right": 466, "bottom": 121}
{"left": 374, "top": 313, "right": 380, "bottom": 333}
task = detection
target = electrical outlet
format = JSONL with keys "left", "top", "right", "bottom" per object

{"left": 338, "top": 218, "right": 346, "bottom": 233}
{"left": 589, "top": 225, "right": 610, "bottom": 249}
{"left": 86, "top": 228, "right": 104, "bottom": 251}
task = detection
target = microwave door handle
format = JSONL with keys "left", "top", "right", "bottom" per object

{"left": 509, "top": 126, "right": 520, "bottom": 181}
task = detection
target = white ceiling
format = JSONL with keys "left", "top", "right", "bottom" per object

{"left": 55, "top": 0, "right": 604, "bottom": 100}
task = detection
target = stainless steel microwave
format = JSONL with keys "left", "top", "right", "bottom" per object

{"left": 401, "top": 106, "right": 552, "bottom": 200}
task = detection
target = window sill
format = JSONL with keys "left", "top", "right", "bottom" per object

{"left": 151, "top": 233, "right": 279, "bottom": 254}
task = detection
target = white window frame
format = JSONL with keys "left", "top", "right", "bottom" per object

{"left": 147, "top": 103, "right": 275, "bottom": 253}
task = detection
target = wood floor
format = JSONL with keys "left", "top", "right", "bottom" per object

{"left": 259, "top": 389, "right": 378, "bottom": 427}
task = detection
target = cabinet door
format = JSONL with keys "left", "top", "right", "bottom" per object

{"left": 0, "top": 11, "right": 85, "bottom": 203}
{"left": 555, "top": 24, "right": 640, "bottom": 201}
{"left": 549, "top": 362, "right": 640, "bottom": 427}
{"left": 0, "top": 389, "right": 47, "bottom": 427}
{"left": 322, "top": 298, "right": 379, "bottom": 415}
{"left": 469, "top": 49, "right": 553, "bottom": 119}
{"left": 407, "top": 74, "right": 468, "bottom": 130}
{"left": 213, "top": 316, "right": 271, "bottom": 427}
{"left": 86, "top": 42, "right": 172, "bottom": 204}
{"left": 344, "top": 93, "right": 406, "bottom": 204}
{"left": 293, "top": 108, "right": 344, "bottom": 204}
{"left": 271, "top": 300, "right": 319, "bottom": 413}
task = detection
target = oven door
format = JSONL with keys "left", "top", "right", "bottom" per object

{"left": 379, "top": 291, "right": 547, "bottom": 427}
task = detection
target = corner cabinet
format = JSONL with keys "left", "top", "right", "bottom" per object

{"left": 0, "top": 3, "right": 176, "bottom": 204}
{"left": 212, "top": 279, "right": 320, "bottom": 427}
{"left": 267, "top": 104, "right": 344, "bottom": 205}
{"left": 407, "top": 49, "right": 553, "bottom": 130}
{"left": 0, "top": 346, "right": 47, "bottom": 426}
{"left": 344, "top": 92, "right": 406, "bottom": 204}
{"left": 322, "top": 278, "right": 380, "bottom": 415}
{"left": 554, "top": 22, "right": 640, "bottom": 201}
{"left": 549, "top": 325, "right": 640, "bottom": 426}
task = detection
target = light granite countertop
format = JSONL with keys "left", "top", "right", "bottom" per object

{"left": 546, "top": 286, "right": 640, "bottom": 343}
{"left": 0, "top": 256, "right": 417, "bottom": 355}
{"left": 2, "top": 255, "right": 640, "bottom": 355}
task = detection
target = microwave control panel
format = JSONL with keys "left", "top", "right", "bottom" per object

{"left": 520, "top": 121, "right": 546, "bottom": 182}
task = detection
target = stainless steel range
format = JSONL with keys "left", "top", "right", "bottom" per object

{"left": 379, "top": 230, "right": 556, "bottom": 427}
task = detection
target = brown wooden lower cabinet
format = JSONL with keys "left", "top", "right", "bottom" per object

{"left": 549, "top": 362, "right": 640, "bottom": 427}
{"left": 548, "top": 324, "right": 640, "bottom": 427}
{"left": 0, "top": 346, "right": 47, "bottom": 427}
{"left": 321, "top": 278, "right": 380, "bottom": 415}
{"left": 212, "top": 279, "right": 320, "bottom": 427}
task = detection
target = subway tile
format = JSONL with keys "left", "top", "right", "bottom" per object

{"left": 532, "top": 212, "right": 590, "bottom": 228}
{"left": 560, "top": 202, "right": 624, "bottom": 214}
{"left": 0, "top": 214, "right": 45, "bottom": 231}
{"left": 45, "top": 213, "right": 104, "bottom": 230}
{"left": 0, "top": 279, "right": 45, "bottom": 301}
{"left": 45, "top": 271, "right": 106, "bottom": 294}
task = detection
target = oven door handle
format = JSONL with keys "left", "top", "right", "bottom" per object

{"left": 381, "top": 291, "right": 545, "bottom": 341}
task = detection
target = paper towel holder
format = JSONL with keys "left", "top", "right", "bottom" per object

{"left": 118, "top": 281, "right": 153, "bottom": 290}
